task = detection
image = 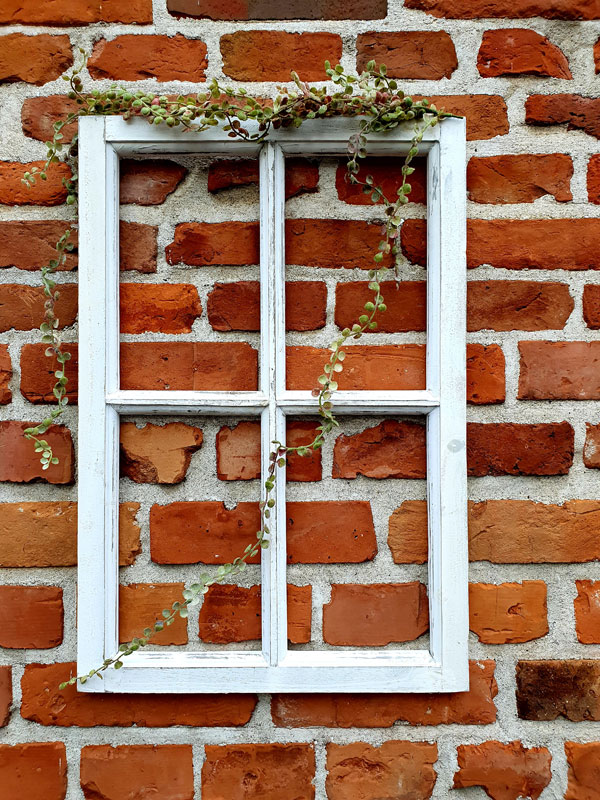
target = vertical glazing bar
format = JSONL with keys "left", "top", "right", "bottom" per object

{"left": 259, "top": 143, "right": 287, "bottom": 665}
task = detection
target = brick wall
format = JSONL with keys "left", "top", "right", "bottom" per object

{"left": 1, "top": 1, "right": 600, "bottom": 798}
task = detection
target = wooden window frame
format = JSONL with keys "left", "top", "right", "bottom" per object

{"left": 77, "top": 115, "right": 468, "bottom": 693}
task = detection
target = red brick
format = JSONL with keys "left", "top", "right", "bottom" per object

{"left": 0, "top": 161, "right": 70, "bottom": 206}
{"left": 477, "top": 29, "right": 571, "bottom": 79}
{"left": 467, "top": 343, "right": 505, "bottom": 404}
{"left": 326, "top": 741, "right": 437, "bottom": 800}
{"left": 335, "top": 281, "right": 426, "bottom": 331}
{"left": 120, "top": 421, "right": 203, "bottom": 484}
{"left": 167, "top": 0, "right": 387, "bottom": 20}
{"left": 0, "top": 743, "right": 66, "bottom": 800}
{"left": 0, "top": 345, "right": 11, "bottom": 405}
{"left": 468, "top": 154, "right": 572, "bottom": 203}
{"left": 207, "top": 280, "right": 326, "bottom": 331}
{"left": 20, "top": 343, "right": 78, "bottom": 404}
{"left": 287, "top": 345, "right": 425, "bottom": 391}
{"left": 588, "top": 154, "right": 600, "bottom": 203}
{"left": 21, "top": 662, "right": 257, "bottom": 726}
{"left": 469, "top": 582, "right": 548, "bottom": 644}
{"left": 584, "top": 423, "right": 600, "bottom": 469}
{"left": 272, "top": 660, "right": 497, "bottom": 726}
{"left": 0, "top": 0, "right": 153, "bottom": 24}
{"left": 336, "top": 157, "right": 427, "bottom": 206}
{"left": 453, "top": 741, "right": 552, "bottom": 800}
{"left": 0, "top": 586, "right": 63, "bottom": 649}
{"left": 198, "top": 584, "right": 311, "bottom": 644}
{"left": 89, "top": 35, "right": 207, "bottom": 82}
{"left": 565, "top": 741, "right": 600, "bottom": 800}
{"left": 0, "top": 421, "right": 73, "bottom": 484}
{"left": 517, "top": 660, "right": 600, "bottom": 721}
{"left": 0, "top": 221, "right": 76, "bottom": 271}
{"left": 0, "top": 502, "right": 140, "bottom": 567}
{"left": 216, "top": 420, "right": 322, "bottom": 481}
{"left": 22, "top": 96, "right": 80, "bottom": 143}
{"left": 120, "top": 158, "right": 187, "bottom": 205}
{"left": 468, "top": 280, "right": 573, "bottom": 331}
{"left": 357, "top": 31, "right": 457, "bottom": 79}
{"left": 0, "top": 667, "right": 10, "bottom": 726}
{"left": 596, "top": 37, "right": 600, "bottom": 73}
{"left": 120, "top": 283, "right": 201, "bottom": 334}
{"left": 81, "top": 745, "right": 193, "bottom": 800}
{"left": 389, "top": 499, "right": 600, "bottom": 564}
{"left": 323, "top": 583, "right": 428, "bottom": 646}
{"left": 0, "top": 284, "right": 77, "bottom": 333}
{"left": 287, "top": 501, "right": 377, "bottom": 564}
{"left": 413, "top": 95, "right": 509, "bottom": 140}
{"left": 333, "top": 420, "right": 426, "bottom": 479}
{"left": 574, "top": 580, "right": 600, "bottom": 644}
{"left": 202, "top": 744, "right": 315, "bottom": 800}
{"left": 166, "top": 221, "right": 259, "bottom": 266}
{"left": 119, "top": 583, "right": 187, "bottom": 646}
{"left": 404, "top": 0, "right": 600, "bottom": 18}
{"left": 121, "top": 221, "right": 158, "bottom": 273}
{"left": 583, "top": 284, "right": 600, "bottom": 328}
{"left": 221, "top": 31, "right": 342, "bottom": 81}
{"left": 467, "top": 422, "right": 574, "bottom": 476}
{"left": 518, "top": 341, "right": 600, "bottom": 400}
{"left": 526, "top": 94, "right": 600, "bottom": 140}
{"left": 0, "top": 34, "right": 72, "bottom": 85}
{"left": 120, "top": 342, "right": 258, "bottom": 391}
{"left": 286, "top": 219, "right": 394, "bottom": 270}
{"left": 208, "top": 157, "right": 318, "bottom": 199}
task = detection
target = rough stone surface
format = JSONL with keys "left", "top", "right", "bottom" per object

{"left": 332, "top": 420, "right": 426, "bottom": 479}
{"left": 356, "top": 31, "right": 457, "bottom": 79}
{"left": 119, "top": 583, "right": 187, "bottom": 645}
{"left": 469, "top": 581, "right": 548, "bottom": 644}
{"left": 88, "top": 34, "right": 207, "bottom": 82}
{"left": 574, "top": 580, "right": 600, "bottom": 643}
{"left": 565, "top": 741, "right": 600, "bottom": 800}
{"left": 518, "top": 341, "right": 600, "bottom": 400}
{"left": 0, "top": 585, "right": 63, "bottom": 648}
{"left": 0, "top": 742, "right": 67, "bottom": 800}
{"left": 468, "top": 280, "right": 573, "bottom": 331}
{"left": 467, "top": 154, "right": 573, "bottom": 203}
{"left": 0, "top": 33, "right": 73, "bottom": 85}
{"left": 453, "top": 741, "right": 552, "bottom": 800}
{"left": 119, "top": 283, "right": 202, "bottom": 333}
{"left": 516, "top": 660, "right": 600, "bottom": 721}
{"left": 477, "top": 29, "right": 571, "bottom": 78}
{"left": 120, "top": 421, "right": 203, "bottom": 484}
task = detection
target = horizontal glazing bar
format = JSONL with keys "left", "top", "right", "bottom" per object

{"left": 278, "top": 391, "right": 439, "bottom": 415}
{"left": 106, "top": 391, "right": 268, "bottom": 415}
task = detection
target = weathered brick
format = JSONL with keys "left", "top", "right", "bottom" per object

{"left": 389, "top": 499, "right": 600, "bottom": 564}
{"left": 0, "top": 743, "right": 66, "bottom": 800}
{"left": 22, "top": 96, "right": 80, "bottom": 143}
{"left": 468, "top": 280, "right": 573, "bottom": 331}
{"left": 565, "top": 741, "right": 600, "bottom": 800}
{"left": 202, "top": 744, "right": 315, "bottom": 800}
{"left": 588, "top": 154, "right": 600, "bottom": 203}
{"left": 413, "top": 95, "right": 509, "bottom": 140}
{"left": 287, "top": 219, "right": 394, "bottom": 269}
{"left": 0, "top": 34, "right": 72, "bottom": 85}
{"left": 120, "top": 158, "right": 187, "bottom": 205}
{"left": 333, "top": 420, "right": 426, "bottom": 479}
{"left": 0, "top": 666, "right": 11, "bottom": 726}
{"left": 583, "top": 284, "right": 600, "bottom": 328}
{"left": 336, "top": 157, "right": 427, "bottom": 206}
{"left": 0, "top": 586, "right": 63, "bottom": 649}
{"left": 526, "top": 94, "right": 600, "bottom": 140}
{"left": 120, "top": 422, "right": 203, "bottom": 484}
{"left": 272, "top": 660, "right": 497, "bottom": 726}
{"left": 468, "top": 154, "right": 572, "bottom": 203}
{"left": 221, "top": 31, "right": 342, "bottom": 81}
{"left": 216, "top": 420, "right": 322, "bottom": 481}
{"left": 120, "top": 342, "right": 258, "bottom": 391}
{"left": 469, "top": 582, "right": 548, "bottom": 644}
{"left": 167, "top": 0, "right": 387, "bottom": 20}
{"left": 453, "top": 741, "right": 552, "bottom": 800}
{"left": 119, "top": 583, "right": 187, "bottom": 645}
{"left": 287, "top": 345, "right": 425, "bottom": 391}
{"left": 0, "top": 284, "right": 77, "bottom": 332}
{"left": 0, "top": 161, "right": 70, "bottom": 206}
{"left": 356, "top": 31, "right": 457, "bottom": 79}
{"left": 584, "top": 422, "right": 600, "bottom": 468}
{"left": 0, "top": 422, "right": 73, "bottom": 484}
{"left": 0, "top": 345, "right": 11, "bottom": 404}
{"left": 404, "top": 0, "right": 600, "bottom": 18}
{"left": 574, "top": 580, "right": 600, "bottom": 643}
{"left": 0, "top": 0, "right": 153, "bottom": 25}
{"left": 81, "top": 745, "right": 193, "bottom": 800}
{"left": 0, "top": 221, "right": 76, "bottom": 271}
{"left": 20, "top": 343, "right": 78, "bottom": 404}
{"left": 326, "top": 741, "right": 437, "bottom": 800}
{"left": 166, "top": 221, "right": 259, "bottom": 266}
{"left": 468, "top": 423, "right": 574, "bottom": 476}
{"left": 518, "top": 341, "right": 600, "bottom": 400}
{"left": 335, "top": 281, "right": 426, "bottom": 331}
{"left": 467, "top": 343, "right": 505, "bottom": 405}
{"left": 287, "top": 501, "right": 377, "bottom": 564}
{"left": 322, "top": 583, "right": 428, "bottom": 646}
{"left": 0, "top": 502, "right": 140, "bottom": 567}
{"left": 208, "top": 157, "right": 318, "bottom": 199}
{"left": 120, "top": 283, "right": 201, "bottom": 334}
{"left": 516, "top": 660, "right": 600, "bottom": 721}
{"left": 207, "top": 280, "right": 326, "bottom": 332}
{"left": 477, "top": 29, "right": 571, "bottom": 79}
{"left": 89, "top": 35, "right": 207, "bottom": 82}
{"left": 21, "top": 662, "right": 257, "bottom": 726}
{"left": 198, "top": 584, "right": 311, "bottom": 644}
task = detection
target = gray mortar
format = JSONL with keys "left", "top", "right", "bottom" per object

{"left": 1, "top": 1, "right": 600, "bottom": 797}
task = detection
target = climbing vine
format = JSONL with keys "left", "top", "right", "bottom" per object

{"left": 21, "top": 51, "right": 455, "bottom": 687}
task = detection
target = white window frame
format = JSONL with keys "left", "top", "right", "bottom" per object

{"left": 77, "top": 115, "right": 467, "bottom": 694}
